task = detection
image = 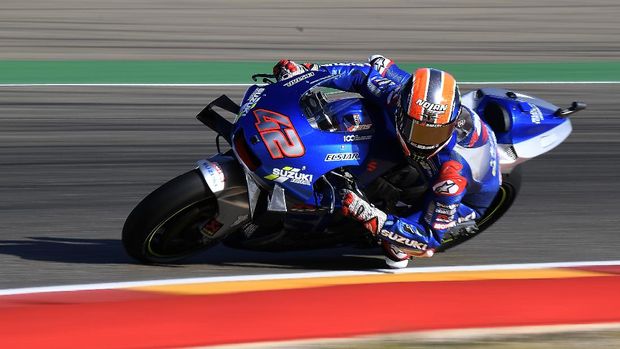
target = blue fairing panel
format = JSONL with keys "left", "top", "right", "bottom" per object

{"left": 473, "top": 88, "right": 569, "bottom": 145}
{"left": 232, "top": 71, "right": 405, "bottom": 204}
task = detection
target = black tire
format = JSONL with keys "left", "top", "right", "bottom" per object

{"left": 435, "top": 166, "right": 522, "bottom": 252}
{"left": 122, "top": 169, "right": 219, "bottom": 264}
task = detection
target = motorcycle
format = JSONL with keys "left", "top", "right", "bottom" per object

{"left": 122, "top": 70, "right": 585, "bottom": 264}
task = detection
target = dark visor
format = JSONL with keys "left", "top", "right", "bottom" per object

{"left": 410, "top": 119, "right": 456, "bottom": 147}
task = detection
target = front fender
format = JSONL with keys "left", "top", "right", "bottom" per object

{"left": 196, "top": 155, "right": 250, "bottom": 239}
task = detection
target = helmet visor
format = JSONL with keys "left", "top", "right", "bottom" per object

{"left": 409, "top": 119, "right": 456, "bottom": 147}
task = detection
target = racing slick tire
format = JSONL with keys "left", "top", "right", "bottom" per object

{"left": 122, "top": 169, "right": 219, "bottom": 264}
{"left": 435, "top": 166, "right": 522, "bottom": 252}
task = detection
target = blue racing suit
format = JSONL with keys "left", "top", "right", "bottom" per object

{"left": 318, "top": 62, "right": 501, "bottom": 252}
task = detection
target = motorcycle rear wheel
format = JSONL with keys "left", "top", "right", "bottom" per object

{"left": 122, "top": 169, "right": 219, "bottom": 264}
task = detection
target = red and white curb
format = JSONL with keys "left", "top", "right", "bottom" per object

{"left": 2, "top": 260, "right": 620, "bottom": 349}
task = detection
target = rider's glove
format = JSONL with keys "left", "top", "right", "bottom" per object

{"left": 368, "top": 54, "right": 393, "bottom": 76}
{"left": 341, "top": 190, "right": 386, "bottom": 235}
{"left": 273, "top": 59, "right": 319, "bottom": 81}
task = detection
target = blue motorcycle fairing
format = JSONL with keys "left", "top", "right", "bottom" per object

{"left": 472, "top": 88, "right": 568, "bottom": 145}
{"left": 373, "top": 64, "right": 572, "bottom": 155}
{"left": 232, "top": 70, "right": 405, "bottom": 205}
{"left": 231, "top": 66, "right": 571, "bottom": 221}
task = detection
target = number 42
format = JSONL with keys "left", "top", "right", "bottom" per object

{"left": 254, "top": 109, "right": 305, "bottom": 159}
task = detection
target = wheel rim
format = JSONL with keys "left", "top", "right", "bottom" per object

{"left": 144, "top": 198, "right": 217, "bottom": 261}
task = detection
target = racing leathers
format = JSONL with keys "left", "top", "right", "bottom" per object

{"left": 274, "top": 59, "right": 501, "bottom": 265}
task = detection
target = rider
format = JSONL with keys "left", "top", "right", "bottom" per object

{"left": 272, "top": 57, "right": 501, "bottom": 268}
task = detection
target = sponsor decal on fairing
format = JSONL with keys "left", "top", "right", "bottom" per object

{"left": 529, "top": 103, "right": 545, "bottom": 125}
{"left": 324, "top": 152, "right": 360, "bottom": 161}
{"left": 283, "top": 72, "right": 315, "bottom": 87}
{"left": 347, "top": 123, "right": 373, "bottom": 132}
{"left": 242, "top": 222, "right": 259, "bottom": 237}
{"left": 199, "top": 218, "right": 223, "bottom": 237}
{"left": 343, "top": 134, "right": 372, "bottom": 142}
{"left": 203, "top": 161, "right": 225, "bottom": 192}
{"left": 264, "top": 166, "right": 314, "bottom": 186}
{"left": 322, "top": 62, "right": 368, "bottom": 68}
{"left": 231, "top": 215, "right": 249, "bottom": 227}
{"left": 366, "top": 160, "right": 378, "bottom": 172}
{"left": 239, "top": 87, "right": 264, "bottom": 117}
{"left": 290, "top": 203, "right": 317, "bottom": 212}
{"left": 254, "top": 109, "right": 305, "bottom": 159}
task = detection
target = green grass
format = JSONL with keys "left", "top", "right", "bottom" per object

{"left": 0, "top": 60, "right": 618, "bottom": 83}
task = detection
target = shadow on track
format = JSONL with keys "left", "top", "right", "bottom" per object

{"left": 196, "top": 245, "right": 386, "bottom": 271}
{"left": 0, "top": 237, "right": 136, "bottom": 264}
{"left": 0, "top": 237, "right": 386, "bottom": 271}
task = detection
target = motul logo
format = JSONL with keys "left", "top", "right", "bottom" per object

{"left": 416, "top": 99, "right": 447, "bottom": 112}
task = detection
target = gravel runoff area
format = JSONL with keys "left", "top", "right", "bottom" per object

{"left": 211, "top": 327, "right": 620, "bottom": 349}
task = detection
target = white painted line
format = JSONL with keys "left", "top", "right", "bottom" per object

{"left": 0, "top": 81, "right": 618, "bottom": 87}
{"left": 0, "top": 260, "right": 618, "bottom": 297}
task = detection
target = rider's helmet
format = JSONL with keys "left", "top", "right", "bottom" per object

{"left": 396, "top": 68, "right": 461, "bottom": 159}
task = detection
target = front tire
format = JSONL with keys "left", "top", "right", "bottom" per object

{"left": 122, "top": 169, "right": 219, "bottom": 264}
{"left": 436, "top": 166, "right": 522, "bottom": 252}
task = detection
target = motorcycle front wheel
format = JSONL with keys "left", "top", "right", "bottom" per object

{"left": 435, "top": 166, "right": 522, "bottom": 252}
{"left": 122, "top": 169, "right": 219, "bottom": 264}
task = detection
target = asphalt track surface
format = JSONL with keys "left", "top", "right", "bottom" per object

{"left": 1, "top": 0, "right": 619, "bottom": 289}
{"left": 2, "top": 0, "right": 619, "bottom": 62}
{"left": 1, "top": 84, "right": 618, "bottom": 289}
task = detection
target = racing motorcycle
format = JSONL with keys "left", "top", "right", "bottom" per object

{"left": 122, "top": 70, "right": 585, "bottom": 264}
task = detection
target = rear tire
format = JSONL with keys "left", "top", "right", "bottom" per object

{"left": 122, "top": 169, "right": 219, "bottom": 264}
{"left": 436, "top": 166, "right": 522, "bottom": 252}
